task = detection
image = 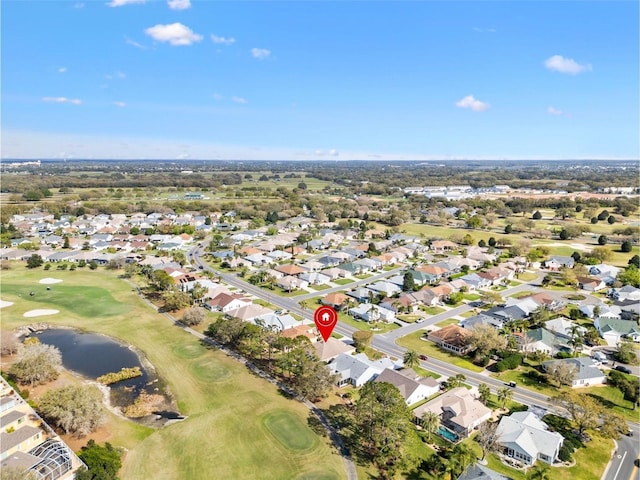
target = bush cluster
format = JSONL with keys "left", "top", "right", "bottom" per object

{"left": 495, "top": 354, "right": 522, "bottom": 372}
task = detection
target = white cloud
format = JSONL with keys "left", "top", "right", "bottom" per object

{"left": 125, "top": 36, "right": 148, "bottom": 49}
{"left": 107, "top": 0, "right": 145, "bottom": 7}
{"left": 212, "top": 93, "right": 223, "bottom": 101}
{"left": 145, "top": 23, "right": 203, "bottom": 46}
{"left": 547, "top": 106, "right": 563, "bottom": 116}
{"left": 455, "top": 95, "right": 490, "bottom": 112}
{"left": 473, "top": 27, "right": 496, "bottom": 33}
{"left": 167, "top": 0, "right": 190, "bottom": 10}
{"left": 113, "top": 101, "right": 127, "bottom": 107}
{"left": 105, "top": 71, "right": 126, "bottom": 80}
{"left": 58, "top": 67, "right": 67, "bottom": 73}
{"left": 211, "top": 34, "right": 235, "bottom": 45}
{"left": 329, "top": 149, "right": 339, "bottom": 156}
{"left": 544, "top": 55, "right": 592, "bottom": 75}
{"left": 251, "top": 48, "right": 271, "bottom": 60}
{"left": 42, "top": 97, "right": 82, "bottom": 105}
{"left": 231, "top": 96, "right": 248, "bottom": 104}
{"left": 73, "top": 2, "right": 85, "bottom": 8}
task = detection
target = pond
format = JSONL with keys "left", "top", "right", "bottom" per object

{"left": 33, "top": 328, "right": 169, "bottom": 412}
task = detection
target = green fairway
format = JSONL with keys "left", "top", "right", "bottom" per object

{"left": 0, "top": 267, "right": 347, "bottom": 480}
{"left": 263, "top": 409, "right": 319, "bottom": 452}
{"left": 296, "top": 472, "right": 341, "bottom": 480}
{"left": 1, "top": 282, "right": 130, "bottom": 317}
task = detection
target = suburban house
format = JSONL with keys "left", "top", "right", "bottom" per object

{"left": 588, "top": 264, "right": 621, "bottom": 285}
{"left": 594, "top": 317, "right": 640, "bottom": 346}
{"left": 204, "top": 292, "right": 252, "bottom": 313}
{"left": 460, "top": 273, "right": 492, "bottom": 291}
{"left": 275, "top": 263, "right": 306, "bottom": 276}
{"left": 429, "top": 240, "right": 459, "bottom": 253}
{"left": 459, "top": 313, "right": 504, "bottom": 330}
{"left": 610, "top": 285, "right": 640, "bottom": 302}
{"left": 299, "top": 271, "right": 331, "bottom": 286}
{"left": 577, "top": 276, "right": 607, "bottom": 292}
{"left": 542, "top": 318, "right": 586, "bottom": 340}
{"left": 276, "top": 275, "right": 309, "bottom": 291}
{"left": 328, "top": 353, "right": 396, "bottom": 387}
{"left": 314, "top": 338, "right": 356, "bottom": 363}
{"left": 321, "top": 292, "right": 349, "bottom": 310}
{"left": 367, "top": 281, "right": 402, "bottom": 297}
{"left": 226, "top": 304, "right": 274, "bottom": 322}
{"left": 495, "top": 411, "right": 564, "bottom": 466}
{"left": 427, "top": 325, "right": 472, "bottom": 355}
{"left": 517, "top": 328, "right": 566, "bottom": 356}
{"left": 545, "top": 256, "right": 575, "bottom": 270}
{"left": 252, "top": 313, "right": 301, "bottom": 332}
{"left": 413, "top": 387, "right": 491, "bottom": 439}
{"left": 458, "top": 464, "right": 513, "bottom": 480}
{"left": 348, "top": 304, "right": 396, "bottom": 323}
{"left": 374, "top": 368, "right": 440, "bottom": 406}
{"left": 541, "top": 358, "right": 606, "bottom": 388}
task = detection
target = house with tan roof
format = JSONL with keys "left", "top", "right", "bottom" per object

{"left": 205, "top": 292, "right": 252, "bottom": 313}
{"left": 427, "top": 325, "right": 472, "bottom": 355}
{"left": 275, "top": 263, "right": 306, "bottom": 276}
{"left": 322, "top": 293, "right": 349, "bottom": 309}
{"left": 226, "top": 304, "right": 274, "bottom": 322}
{"left": 429, "top": 240, "right": 459, "bottom": 253}
{"left": 314, "top": 338, "right": 356, "bottom": 362}
{"left": 412, "top": 387, "right": 491, "bottom": 438}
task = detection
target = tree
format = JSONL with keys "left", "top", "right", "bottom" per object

{"left": 528, "top": 463, "right": 550, "bottom": 480}
{"left": 402, "top": 271, "right": 415, "bottom": 292}
{"left": 352, "top": 330, "right": 373, "bottom": 352}
{"left": 466, "top": 216, "right": 484, "bottom": 230}
{"left": 182, "top": 306, "right": 206, "bottom": 326}
{"left": 446, "top": 444, "right": 477, "bottom": 480}
{"left": 63, "top": 236, "right": 71, "bottom": 249}
{"left": 76, "top": 440, "right": 123, "bottom": 480}
{"left": 162, "top": 289, "right": 191, "bottom": 311}
{"left": 600, "top": 411, "right": 627, "bottom": 440}
{"left": 354, "top": 381, "right": 419, "bottom": 479}
{"left": 475, "top": 420, "right": 498, "bottom": 461}
{"left": 286, "top": 343, "right": 337, "bottom": 401}
{"left": 403, "top": 350, "right": 420, "bottom": 370}
{"left": 9, "top": 343, "right": 61, "bottom": 386}
{"left": 589, "top": 246, "right": 613, "bottom": 263}
{"left": 621, "top": 241, "right": 632, "bottom": 253}
{"left": 597, "top": 235, "right": 607, "bottom": 245}
{"left": 547, "top": 361, "right": 578, "bottom": 386}
{"left": 0, "top": 331, "right": 22, "bottom": 356}
{"left": 630, "top": 255, "right": 640, "bottom": 268}
{"left": 554, "top": 391, "right": 601, "bottom": 435}
{"left": 297, "top": 182, "right": 307, "bottom": 190}
{"left": 478, "top": 383, "right": 491, "bottom": 406}
{"left": 559, "top": 229, "right": 569, "bottom": 240}
{"left": 26, "top": 254, "right": 44, "bottom": 269}
{"left": 532, "top": 210, "right": 542, "bottom": 220}
{"left": 488, "top": 237, "right": 496, "bottom": 247}
{"left": 504, "top": 224, "right": 513, "bottom": 234}
{"left": 607, "top": 215, "right": 616, "bottom": 224}
{"left": 467, "top": 324, "right": 507, "bottom": 361}
{"left": 496, "top": 386, "right": 513, "bottom": 410}
{"left": 421, "top": 411, "right": 440, "bottom": 442}
{"left": 445, "top": 374, "right": 466, "bottom": 389}
{"left": 150, "top": 269, "right": 173, "bottom": 291}
{"left": 39, "top": 385, "right": 105, "bottom": 436}
{"left": 614, "top": 341, "right": 638, "bottom": 365}
{"left": 480, "top": 290, "right": 502, "bottom": 306}
{"left": 618, "top": 264, "right": 640, "bottom": 288}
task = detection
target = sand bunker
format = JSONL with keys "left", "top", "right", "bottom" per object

{"left": 39, "top": 278, "right": 64, "bottom": 284}
{"left": 0, "top": 300, "right": 14, "bottom": 309}
{"left": 23, "top": 309, "right": 60, "bottom": 318}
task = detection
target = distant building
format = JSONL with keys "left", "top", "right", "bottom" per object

{"left": 184, "top": 192, "right": 205, "bottom": 200}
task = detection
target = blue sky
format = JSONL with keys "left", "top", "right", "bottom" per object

{"left": 2, "top": 0, "right": 638, "bottom": 160}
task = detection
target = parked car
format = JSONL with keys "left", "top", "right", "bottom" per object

{"left": 508, "top": 381, "right": 517, "bottom": 388}
{"left": 615, "top": 365, "right": 633, "bottom": 374}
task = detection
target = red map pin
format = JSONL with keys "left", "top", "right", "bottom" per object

{"left": 314, "top": 305, "right": 338, "bottom": 342}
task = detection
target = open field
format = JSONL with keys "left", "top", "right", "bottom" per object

{"left": 0, "top": 268, "right": 347, "bottom": 480}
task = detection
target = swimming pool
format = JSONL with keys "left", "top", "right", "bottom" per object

{"left": 437, "top": 426, "right": 459, "bottom": 442}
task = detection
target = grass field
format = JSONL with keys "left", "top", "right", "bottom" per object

{"left": 333, "top": 278, "right": 354, "bottom": 285}
{"left": 263, "top": 409, "right": 319, "bottom": 452}
{"left": 396, "top": 331, "right": 483, "bottom": 372}
{"left": 0, "top": 267, "right": 347, "bottom": 480}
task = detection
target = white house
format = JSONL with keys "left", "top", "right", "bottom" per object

{"left": 541, "top": 357, "right": 606, "bottom": 388}
{"left": 374, "top": 368, "right": 440, "bottom": 406}
{"left": 594, "top": 317, "right": 640, "bottom": 346}
{"left": 328, "top": 353, "right": 396, "bottom": 387}
{"left": 348, "top": 303, "right": 396, "bottom": 323}
{"left": 495, "top": 411, "right": 564, "bottom": 466}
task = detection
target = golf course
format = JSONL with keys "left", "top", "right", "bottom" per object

{"left": 0, "top": 268, "right": 347, "bottom": 480}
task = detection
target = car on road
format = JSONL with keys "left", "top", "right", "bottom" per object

{"left": 416, "top": 318, "right": 424, "bottom": 323}
{"left": 614, "top": 365, "right": 632, "bottom": 374}
{"left": 419, "top": 355, "right": 428, "bottom": 361}
{"left": 198, "top": 265, "right": 204, "bottom": 269}
{"left": 507, "top": 381, "right": 517, "bottom": 388}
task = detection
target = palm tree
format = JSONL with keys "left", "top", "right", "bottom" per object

{"left": 421, "top": 411, "right": 440, "bottom": 442}
{"left": 299, "top": 299, "right": 308, "bottom": 311}
{"left": 478, "top": 383, "right": 491, "bottom": 406}
{"left": 403, "top": 350, "right": 420, "bottom": 370}
{"left": 497, "top": 386, "right": 514, "bottom": 410}
{"left": 447, "top": 444, "right": 477, "bottom": 480}
{"left": 528, "top": 463, "right": 550, "bottom": 480}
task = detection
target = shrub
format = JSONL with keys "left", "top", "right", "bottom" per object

{"left": 496, "top": 354, "right": 522, "bottom": 372}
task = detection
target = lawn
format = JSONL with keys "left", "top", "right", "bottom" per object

{"left": 262, "top": 409, "right": 319, "bottom": 452}
{"left": 517, "top": 271, "right": 539, "bottom": 282}
{"left": 583, "top": 385, "right": 640, "bottom": 422}
{"left": 435, "top": 318, "right": 460, "bottom": 328}
{"left": 337, "top": 312, "right": 400, "bottom": 334}
{"left": 420, "top": 306, "right": 446, "bottom": 315}
{"left": 463, "top": 293, "right": 481, "bottom": 301}
{"left": 333, "top": 278, "right": 354, "bottom": 286}
{"left": 310, "top": 284, "right": 332, "bottom": 291}
{"left": 0, "top": 268, "right": 347, "bottom": 480}
{"left": 396, "top": 331, "right": 483, "bottom": 372}
{"left": 397, "top": 314, "right": 423, "bottom": 323}
{"left": 510, "top": 290, "right": 535, "bottom": 299}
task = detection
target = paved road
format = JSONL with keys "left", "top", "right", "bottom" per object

{"left": 603, "top": 433, "right": 640, "bottom": 480}
{"left": 190, "top": 243, "right": 640, "bottom": 477}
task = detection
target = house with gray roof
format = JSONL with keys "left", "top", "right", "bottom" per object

{"left": 545, "top": 256, "right": 575, "bottom": 270}
{"left": 495, "top": 411, "right": 564, "bottom": 466}
{"left": 518, "top": 328, "right": 567, "bottom": 356}
{"left": 349, "top": 303, "right": 396, "bottom": 323}
{"left": 458, "top": 463, "right": 513, "bottom": 480}
{"left": 328, "top": 353, "right": 396, "bottom": 387}
{"left": 367, "top": 281, "right": 402, "bottom": 297}
{"left": 541, "top": 357, "right": 606, "bottom": 388}
{"left": 460, "top": 314, "right": 504, "bottom": 330}
{"left": 374, "top": 368, "right": 440, "bottom": 406}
